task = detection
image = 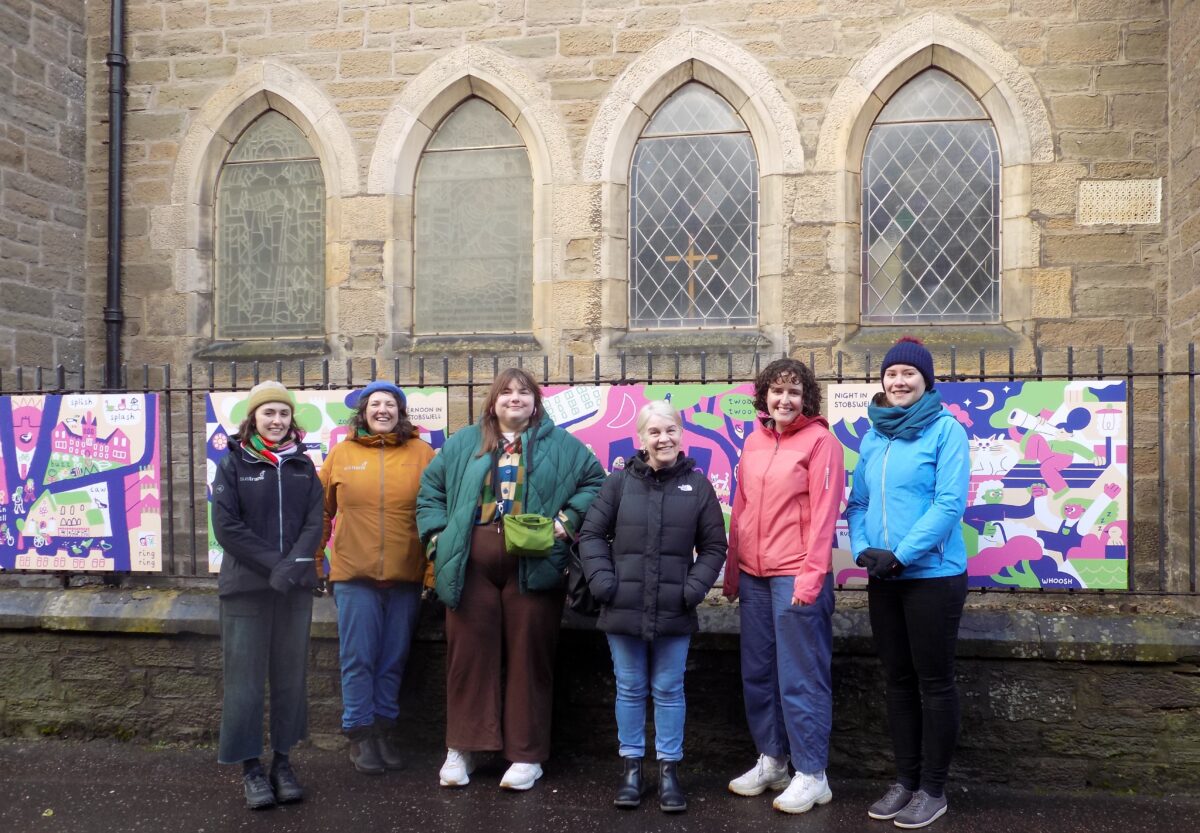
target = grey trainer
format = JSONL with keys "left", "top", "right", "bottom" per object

{"left": 893, "top": 790, "right": 948, "bottom": 829}
{"left": 867, "top": 784, "right": 914, "bottom": 820}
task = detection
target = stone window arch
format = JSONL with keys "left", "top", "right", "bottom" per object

{"left": 861, "top": 69, "right": 1001, "bottom": 324}
{"left": 629, "top": 82, "right": 759, "bottom": 329}
{"left": 215, "top": 110, "right": 325, "bottom": 338}
{"left": 413, "top": 97, "right": 533, "bottom": 334}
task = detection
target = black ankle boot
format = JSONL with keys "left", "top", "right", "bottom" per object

{"left": 614, "top": 758, "right": 646, "bottom": 808}
{"left": 346, "top": 725, "right": 385, "bottom": 775}
{"left": 659, "top": 760, "right": 687, "bottom": 813}
{"left": 374, "top": 717, "right": 405, "bottom": 770}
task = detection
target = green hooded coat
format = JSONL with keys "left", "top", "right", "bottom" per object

{"left": 416, "top": 416, "right": 607, "bottom": 609}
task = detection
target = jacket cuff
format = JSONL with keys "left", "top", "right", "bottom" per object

{"left": 792, "top": 573, "right": 821, "bottom": 605}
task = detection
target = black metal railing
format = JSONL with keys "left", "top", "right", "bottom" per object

{"left": 1, "top": 344, "right": 1196, "bottom": 595}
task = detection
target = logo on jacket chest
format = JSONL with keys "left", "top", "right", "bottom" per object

{"left": 239, "top": 472, "right": 267, "bottom": 482}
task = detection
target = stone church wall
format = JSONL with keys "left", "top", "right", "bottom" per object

{"left": 1166, "top": 0, "right": 1200, "bottom": 592}
{"left": 1, "top": 0, "right": 87, "bottom": 370}
{"left": 77, "top": 1, "right": 1171, "bottom": 372}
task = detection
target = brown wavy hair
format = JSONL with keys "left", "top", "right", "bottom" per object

{"left": 348, "top": 389, "right": 417, "bottom": 441}
{"left": 477, "top": 367, "right": 545, "bottom": 457}
{"left": 233, "top": 405, "right": 302, "bottom": 445}
{"left": 753, "top": 358, "right": 821, "bottom": 419}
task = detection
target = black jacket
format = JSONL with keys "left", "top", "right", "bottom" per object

{"left": 578, "top": 453, "right": 727, "bottom": 639}
{"left": 211, "top": 442, "right": 325, "bottom": 597}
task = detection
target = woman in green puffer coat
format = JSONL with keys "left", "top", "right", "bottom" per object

{"left": 417, "top": 367, "right": 606, "bottom": 793}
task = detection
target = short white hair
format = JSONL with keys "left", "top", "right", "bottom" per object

{"left": 636, "top": 400, "right": 682, "bottom": 436}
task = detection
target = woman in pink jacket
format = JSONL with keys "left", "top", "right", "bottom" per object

{"left": 724, "top": 358, "right": 845, "bottom": 815}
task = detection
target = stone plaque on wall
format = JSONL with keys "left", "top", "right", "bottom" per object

{"left": 1077, "top": 179, "right": 1161, "bottom": 225}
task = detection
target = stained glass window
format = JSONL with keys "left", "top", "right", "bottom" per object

{"left": 862, "top": 69, "right": 1001, "bottom": 323}
{"left": 216, "top": 111, "right": 325, "bottom": 338}
{"left": 414, "top": 98, "right": 533, "bottom": 334}
{"left": 629, "top": 83, "right": 758, "bottom": 328}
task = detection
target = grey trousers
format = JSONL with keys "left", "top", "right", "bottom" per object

{"left": 218, "top": 589, "right": 313, "bottom": 764}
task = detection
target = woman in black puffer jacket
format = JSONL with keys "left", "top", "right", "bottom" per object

{"left": 579, "top": 400, "right": 727, "bottom": 814}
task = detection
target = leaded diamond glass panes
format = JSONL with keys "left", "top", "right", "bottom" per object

{"left": 862, "top": 70, "right": 1000, "bottom": 323}
{"left": 216, "top": 111, "right": 325, "bottom": 338}
{"left": 414, "top": 98, "right": 532, "bottom": 334}
{"left": 630, "top": 83, "right": 758, "bottom": 328}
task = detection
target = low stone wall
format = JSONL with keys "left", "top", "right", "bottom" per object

{"left": 0, "top": 587, "right": 1196, "bottom": 793}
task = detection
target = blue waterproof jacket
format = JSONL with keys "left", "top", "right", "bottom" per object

{"left": 846, "top": 408, "right": 970, "bottom": 579}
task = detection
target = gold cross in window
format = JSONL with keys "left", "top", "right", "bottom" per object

{"left": 664, "top": 237, "right": 719, "bottom": 317}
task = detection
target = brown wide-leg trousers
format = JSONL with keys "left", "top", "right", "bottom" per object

{"left": 444, "top": 524, "right": 564, "bottom": 763}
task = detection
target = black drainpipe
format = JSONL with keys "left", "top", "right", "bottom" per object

{"left": 103, "top": 0, "right": 127, "bottom": 389}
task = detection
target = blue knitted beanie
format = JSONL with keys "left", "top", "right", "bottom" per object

{"left": 357, "top": 379, "right": 406, "bottom": 410}
{"left": 881, "top": 337, "right": 935, "bottom": 389}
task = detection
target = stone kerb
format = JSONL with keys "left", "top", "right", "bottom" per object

{"left": 581, "top": 28, "right": 805, "bottom": 184}
{"left": 366, "top": 45, "right": 573, "bottom": 198}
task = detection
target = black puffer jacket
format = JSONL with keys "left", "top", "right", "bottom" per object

{"left": 211, "top": 442, "right": 324, "bottom": 597}
{"left": 579, "top": 453, "right": 727, "bottom": 639}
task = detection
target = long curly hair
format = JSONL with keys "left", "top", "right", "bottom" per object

{"left": 348, "top": 389, "right": 417, "bottom": 441}
{"left": 753, "top": 358, "right": 821, "bottom": 419}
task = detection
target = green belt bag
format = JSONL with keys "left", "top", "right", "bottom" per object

{"left": 502, "top": 513, "right": 555, "bottom": 558}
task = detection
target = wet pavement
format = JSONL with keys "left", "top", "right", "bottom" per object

{"left": 1, "top": 739, "right": 1196, "bottom": 833}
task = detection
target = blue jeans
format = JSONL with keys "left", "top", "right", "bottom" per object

{"left": 738, "top": 572, "right": 834, "bottom": 774}
{"left": 333, "top": 580, "right": 422, "bottom": 731}
{"left": 606, "top": 633, "right": 691, "bottom": 761}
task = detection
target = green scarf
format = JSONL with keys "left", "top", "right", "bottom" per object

{"left": 868, "top": 389, "right": 945, "bottom": 441}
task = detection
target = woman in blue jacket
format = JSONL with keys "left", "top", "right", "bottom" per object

{"left": 845, "top": 338, "right": 970, "bottom": 830}
{"left": 211, "top": 381, "right": 324, "bottom": 811}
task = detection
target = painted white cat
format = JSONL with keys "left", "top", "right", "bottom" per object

{"left": 970, "top": 433, "right": 1021, "bottom": 476}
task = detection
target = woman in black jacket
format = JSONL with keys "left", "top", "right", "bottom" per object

{"left": 579, "top": 400, "right": 727, "bottom": 814}
{"left": 211, "top": 381, "right": 324, "bottom": 811}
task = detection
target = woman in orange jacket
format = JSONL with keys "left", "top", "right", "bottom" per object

{"left": 320, "top": 380, "right": 435, "bottom": 775}
{"left": 724, "top": 358, "right": 845, "bottom": 815}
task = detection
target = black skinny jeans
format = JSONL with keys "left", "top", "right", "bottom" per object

{"left": 867, "top": 572, "right": 968, "bottom": 797}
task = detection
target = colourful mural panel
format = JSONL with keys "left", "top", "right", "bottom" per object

{"left": 205, "top": 388, "right": 449, "bottom": 572}
{"left": 828, "top": 380, "right": 1129, "bottom": 590}
{"left": 543, "top": 383, "right": 758, "bottom": 523}
{"left": 0, "top": 394, "right": 162, "bottom": 572}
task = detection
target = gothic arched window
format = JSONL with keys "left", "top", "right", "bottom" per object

{"left": 216, "top": 111, "right": 325, "bottom": 338}
{"left": 862, "top": 69, "right": 1001, "bottom": 323}
{"left": 629, "top": 83, "right": 759, "bottom": 328}
{"left": 414, "top": 98, "right": 533, "bottom": 334}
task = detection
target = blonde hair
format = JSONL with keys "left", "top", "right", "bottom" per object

{"left": 636, "top": 400, "right": 683, "bottom": 437}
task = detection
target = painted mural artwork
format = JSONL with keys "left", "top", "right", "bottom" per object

{"left": 828, "top": 381, "right": 1129, "bottom": 590}
{"left": 205, "top": 388, "right": 448, "bottom": 573}
{"left": 543, "top": 383, "right": 758, "bottom": 522}
{"left": 0, "top": 394, "right": 162, "bottom": 572}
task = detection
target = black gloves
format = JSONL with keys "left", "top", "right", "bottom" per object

{"left": 269, "top": 556, "right": 317, "bottom": 594}
{"left": 858, "top": 547, "right": 904, "bottom": 579}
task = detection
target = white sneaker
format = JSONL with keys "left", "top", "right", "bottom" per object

{"left": 728, "top": 754, "right": 791, "bottom": 796}
{"left": 439, "top": 748, "right": 475, "bottom": 787}
{"left": 772, "top": 771, "right": 833, "bottom": 814}
{"left": 499, "top": 762, "right": 543, "bottom": 791}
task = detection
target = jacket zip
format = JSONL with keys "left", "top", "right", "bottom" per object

{"left": 378, "top": 443, "right": 386, "bottom": 578}
{"left": 881, "top": 440, "right": 893, "bottom": 550}
{"left": 754, "top": 431, "right": 782, "bottom": 576}
{"left": 275, "top": 459, "right": 284, "bottom": 551}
